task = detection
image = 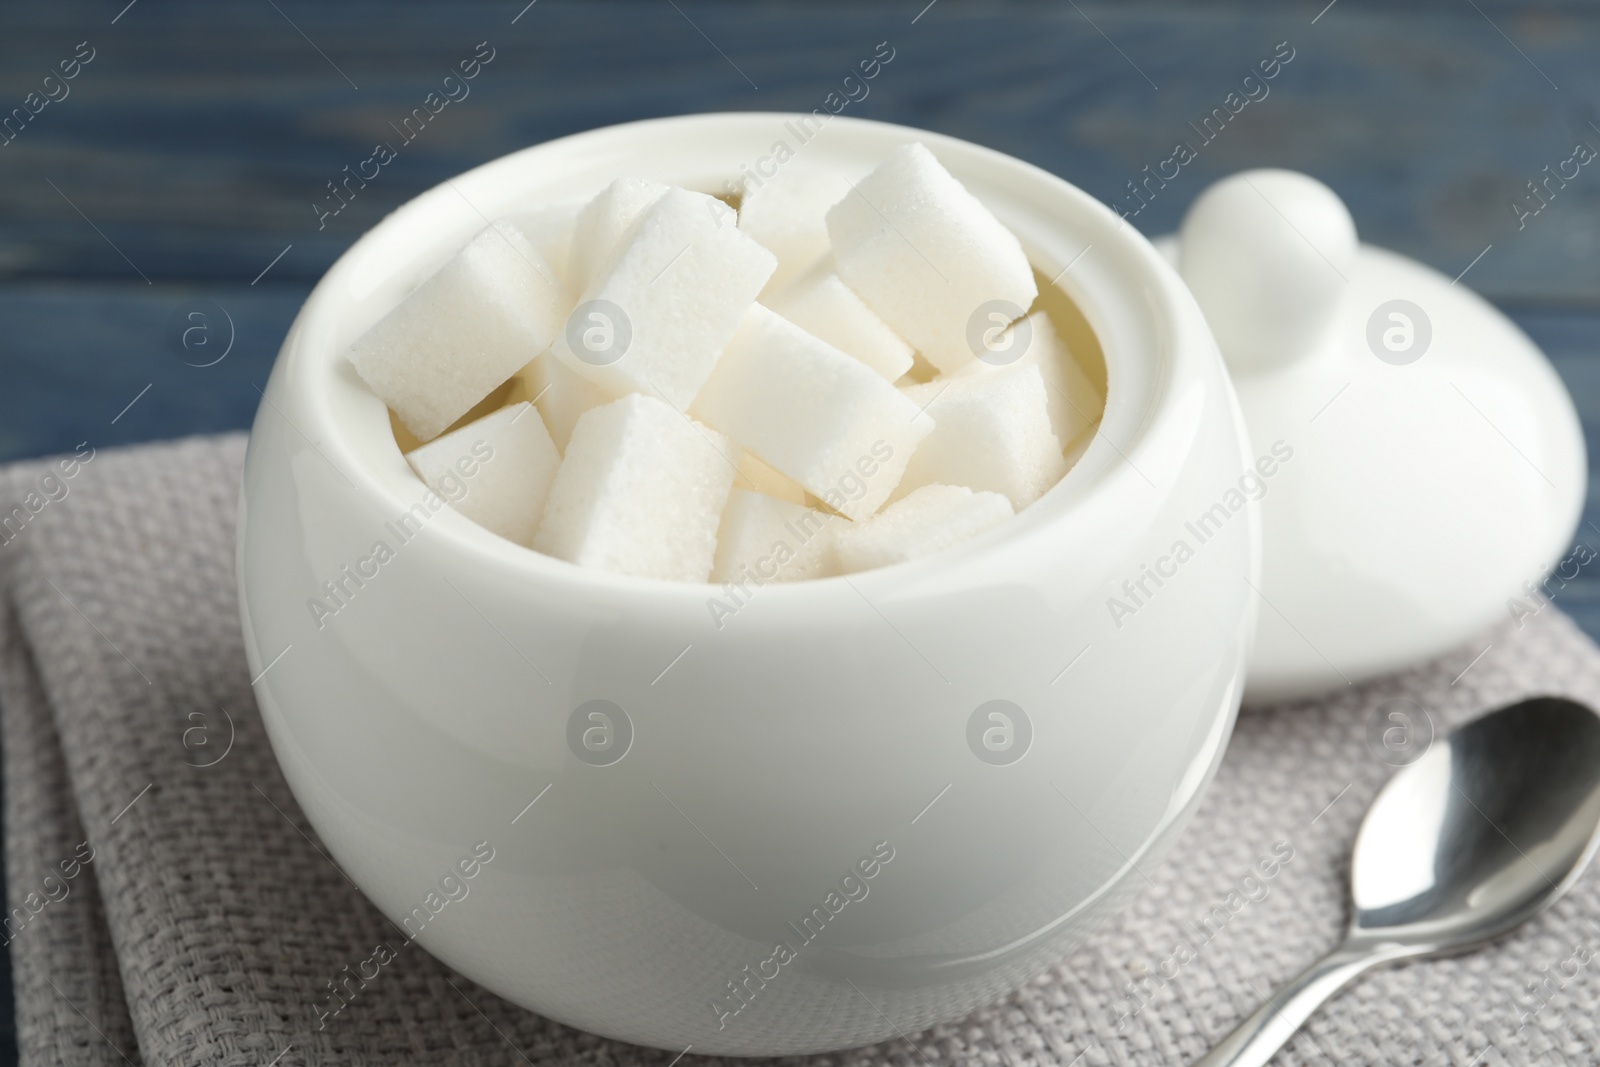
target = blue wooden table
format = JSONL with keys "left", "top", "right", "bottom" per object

{"left": 1, "top": 1, "right": 1598, "bottom": 1060}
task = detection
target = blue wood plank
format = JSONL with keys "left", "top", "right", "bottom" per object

{"left": 1, "top": 1, "right": 1598, "bottom": 302}
{"left": 0, "top": 283, "right": 306, "bottom": 463}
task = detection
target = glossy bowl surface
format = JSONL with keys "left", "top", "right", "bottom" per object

{"left": 238, "top": 113, "right": 1258, "bottom": 1055}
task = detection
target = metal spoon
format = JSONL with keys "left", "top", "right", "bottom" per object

{"left": 1195, "top": 695, "right": 1600, "bottom": 1067}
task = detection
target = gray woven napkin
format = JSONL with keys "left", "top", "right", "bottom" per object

{"left": 3, "top": 433, "right": 1600, "bottom": 1067}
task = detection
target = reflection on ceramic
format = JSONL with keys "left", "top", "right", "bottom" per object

{"left": 1164, "top": 170, "right": 1585, "bottom": 704}
{"left": 237, "top": 114, "right": 1257, "bottom": 1056}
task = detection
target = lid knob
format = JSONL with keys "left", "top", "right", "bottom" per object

{"left": 1179, "top": 169, "right": 1358, "bottom": 375}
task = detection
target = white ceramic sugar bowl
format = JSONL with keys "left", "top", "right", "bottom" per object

{"left": 238, "top": 113, "right": 1259, "bottom": 1056}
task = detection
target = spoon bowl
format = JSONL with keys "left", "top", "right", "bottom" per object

{"left": 1197, "top": 696, "right": 1600, "bottom": 1067}
{"left": 1350, "top": 695, "right": 1600, "bottom": 951}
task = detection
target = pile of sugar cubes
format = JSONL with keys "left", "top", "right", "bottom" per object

{"left": 348, "top": 143, "right": 1102, "bottom": 584}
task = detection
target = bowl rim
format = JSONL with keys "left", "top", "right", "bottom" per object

{"left": 271, "top": 111, "right": 1209, "bottom": 604}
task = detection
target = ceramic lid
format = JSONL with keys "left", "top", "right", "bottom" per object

{"left": 1161, "top": 170, "right": 1586, "bottom": 703}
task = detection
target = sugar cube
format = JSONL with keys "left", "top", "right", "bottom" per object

{"left": 736, "top": 453, "right": 807, "bottom": 505}
{"left": 356, "top": 153, "right": 1071, "bottom": 582}
{"left": 826, "top": 143, "right": 1037, "bottom": 374}
{"left": 503, "top": 204, "right": 581, "bottom": 292}
{"left": 949, "top": 308, "right": 1100, "bottom": 449}
{"left": 833, "top": 484, "right": 1014, "bottom": 573}
{"left": 765, "top": 260, "right": 914, "bottom": 381}
{"left": 552, "top": 188, "right": 776, "bottom": 411}
{"left": 737, "top": 168, "right": 853, "bottom": 295}
{"left": 898, "top": 364, "right": 1066, "bottom": 509}
{"left": 691, "top": 305, "right": 934, "bottom": 521}
{"left": 508, "top": 352, "right": 613, "bottom": 452}
{"left": 711, "top": 489, "right": 837, "bottom": 584}
{"left": 533, "top": 394, "right": 736, "bottom": 581}
{"left": 404, "top": 402, "right": 559, "bottom": 546}
{"left": 565, "top": 178, "right": 670, "bottom": 297}
{"left": 349, "top": 221, "right": 565, "bottom": 441}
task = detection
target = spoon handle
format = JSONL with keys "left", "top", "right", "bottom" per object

{"left": 1191, "top": 940, "right": 1398, "bottom": 1067}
